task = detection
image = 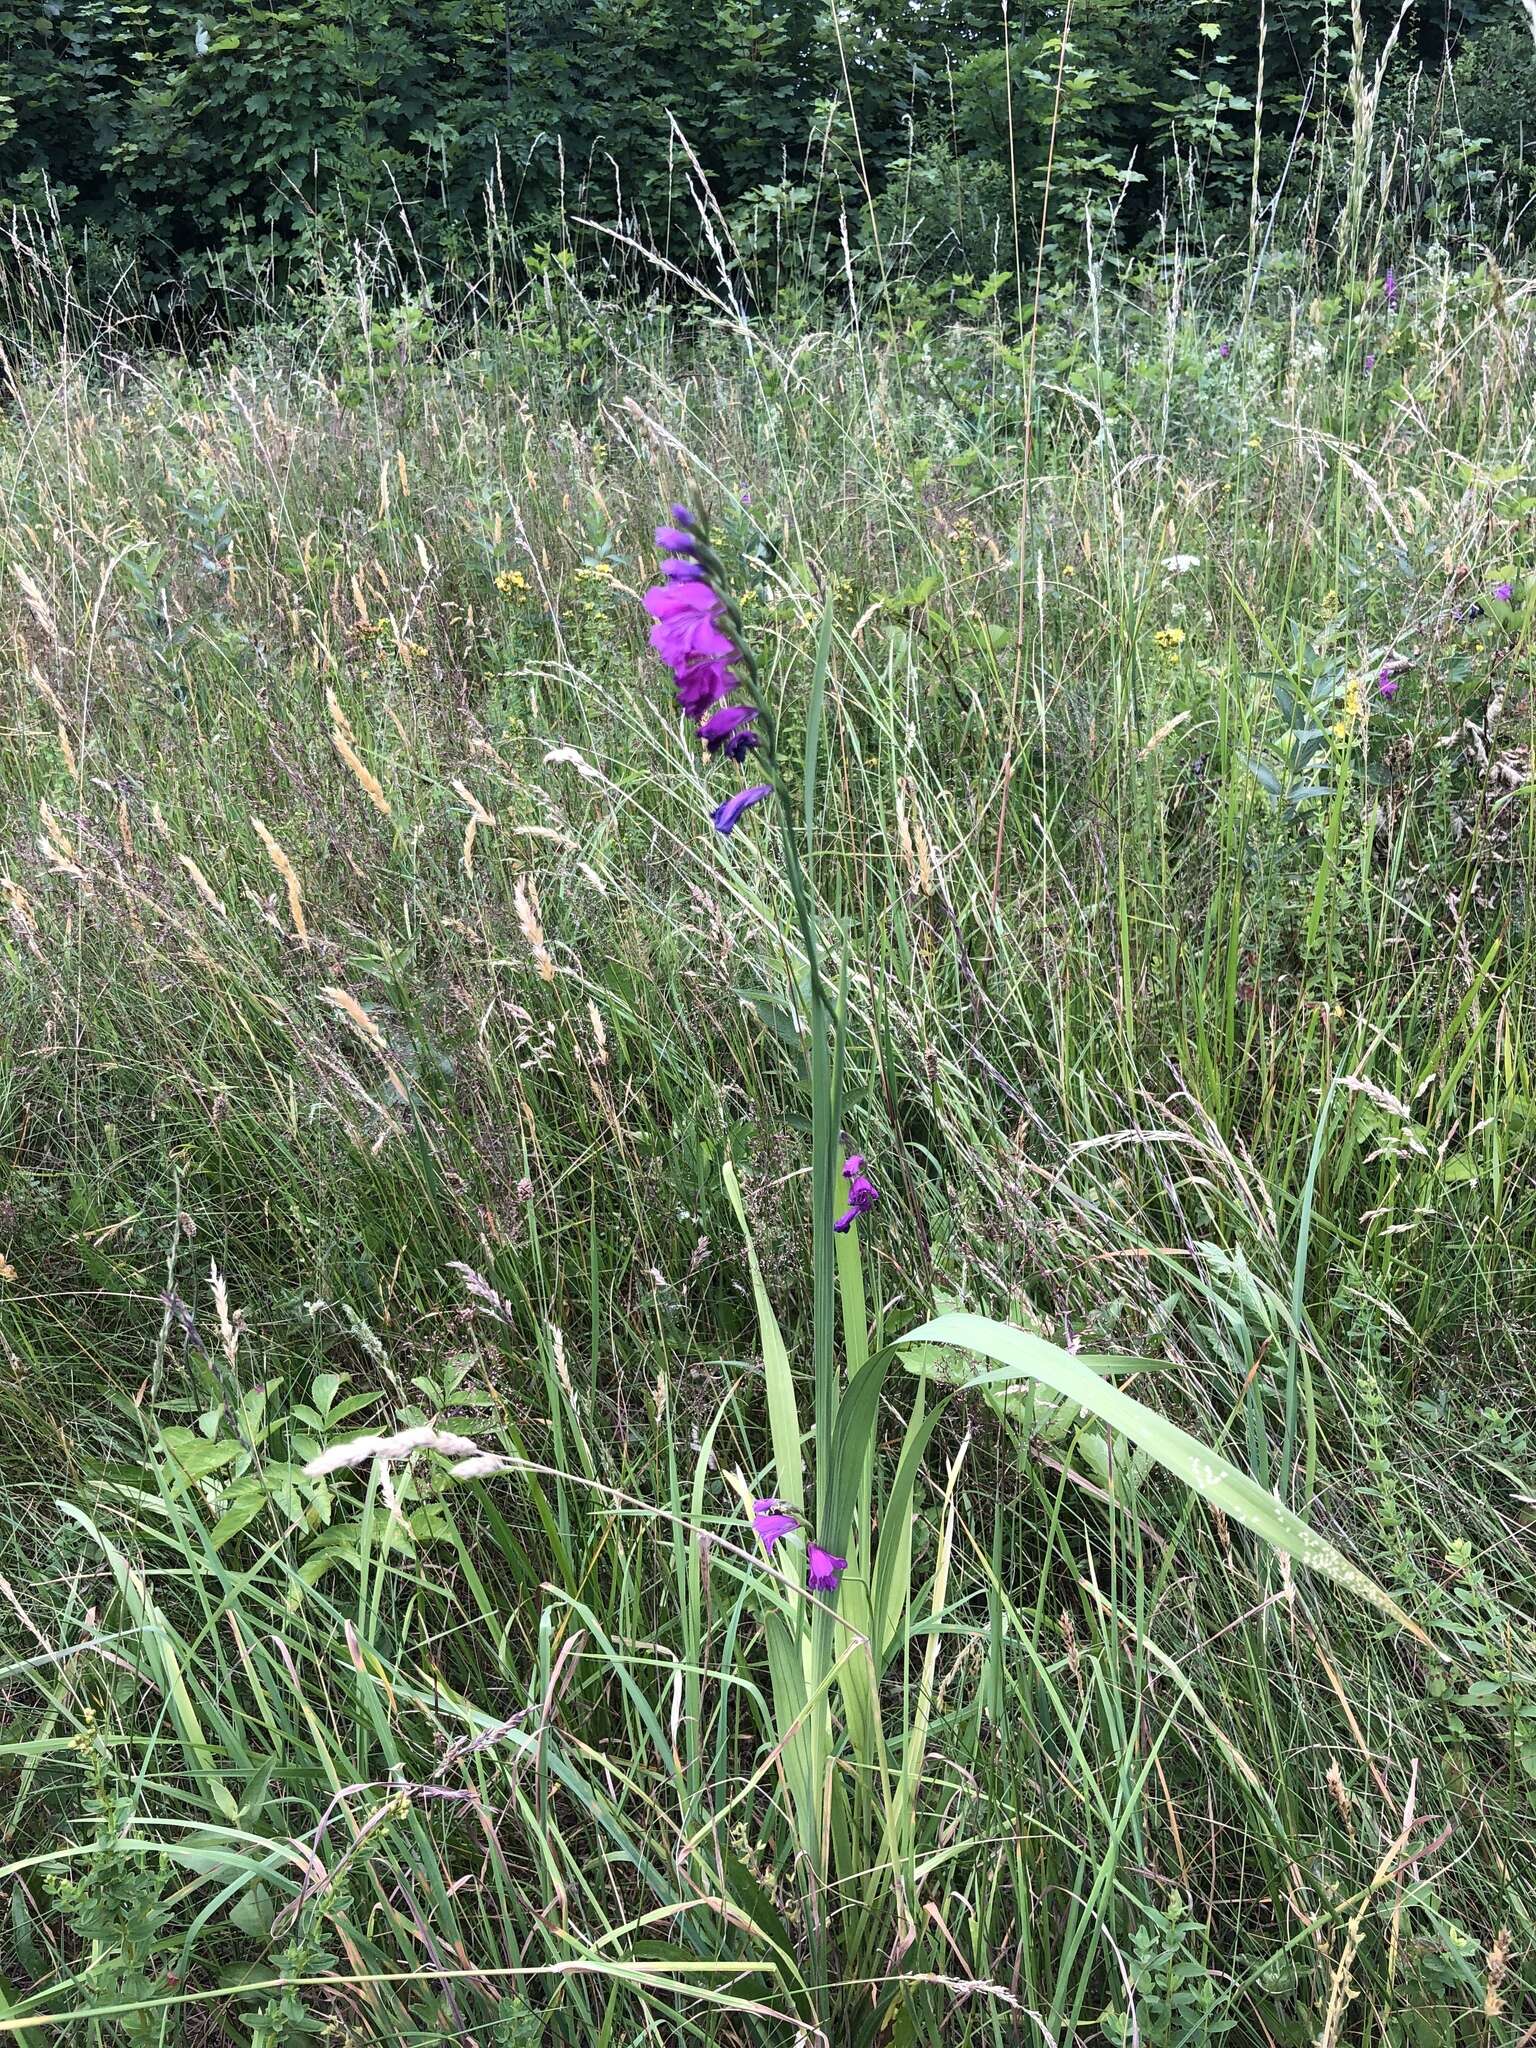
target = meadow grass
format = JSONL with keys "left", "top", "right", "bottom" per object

{"left": 1, "top": 245, "right": 1534, "bottom": 2043}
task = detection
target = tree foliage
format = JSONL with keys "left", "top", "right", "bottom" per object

{"left": 0, "top": 0, "right": 1526, "bottom": 309}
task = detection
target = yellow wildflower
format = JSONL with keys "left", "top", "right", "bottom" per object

{"left": 1153, "top": 626, "right": 1185, "bottom": 651}
{"left": 1333, "top": 670, "right": 1364, "bottom": 738}
{"left": 496, "top": 569, "right": 528, "bottom": 598}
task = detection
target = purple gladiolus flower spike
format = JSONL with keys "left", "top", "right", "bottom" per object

{"left": 645, "top": 497, "right": 772, "bottom": 820}
{"left": 807, "top": 1544, "right": 848, "bottom": 1595}
{"left": 1384, "top": 267, "right": 1398, "bottom": 309}
{"left": 1493, "top": 580, "right": 1514, "bottom": 603}
{"left": 752, "top": 1498, "right": 798, "bottom": 1556}
{"left": 712, "top": 784, "right": 773, "bottom": 836}
{"left": 834, "top": 1152, "right": 880, "bottom": 1234}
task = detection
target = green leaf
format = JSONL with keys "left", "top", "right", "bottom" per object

{"left": 724, "top": 1160, "right": 803, "bottom": 1512}
{"left": 898, "top": 1313, "right": 1429, "bottom": 1644}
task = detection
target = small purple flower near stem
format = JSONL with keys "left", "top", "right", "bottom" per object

{"left": 807, "top": 1544, "right": 848, "bottom": 1595}
{"left": 752, "top": 1498, "right": 799, "bottom": 1556}
{"left": 1217, "top": 339, "right": 1231, "bottom": 360}
{"left": 1384, "top": 267, "right": 1398, "bottom": 309}
{"left": 700, "top": 703, "right": 761, "bottom": 759}
{"left": 833, "top": 1152, "right": 880, "bottom": 1234}
{"left": 1493, "top": 580, "right": 1515, "bottom": 603}
{"left": 1363, "top": 353, "right": 1376, "bottom": 373}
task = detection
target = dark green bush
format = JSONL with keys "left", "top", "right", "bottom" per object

{"left": 0, "top": 0, "right": 1526, "bottom": 315}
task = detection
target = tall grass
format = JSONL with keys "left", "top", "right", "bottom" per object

{"left": 2, "top": 227, "right": 1534, "bottom": 2041}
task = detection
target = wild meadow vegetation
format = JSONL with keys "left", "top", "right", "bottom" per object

{"left": 3, "top": 147, "right": 1536, "bottom": 2048}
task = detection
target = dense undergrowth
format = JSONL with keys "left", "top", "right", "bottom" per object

{"left": 1, "top": 247, "right": 1534, "bottom": 2043}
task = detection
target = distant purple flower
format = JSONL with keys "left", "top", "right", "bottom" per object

{"left": 807, "top": 1544, "right": 847, "bottom": 1595}
{"left": 1377, "top": 671, "right": 1400, "bottom": 700}
{"left": 1217, "top": 340, "right": 1231, "bottom": 359}
{"left": 752, "top": 1498, "right": 798, "bottom": 1556}
{"left": 1363, "top": 353, "right": 1376, "bottom": 373}
{"left": 1384, "top": 267, "right": 1398, "bottom": 309}
{"left": 711, "top": 783, "right": 773, "bottom": 836}
{"left": 833, "top": 1152, "right": 880, "bottom": 1234}
{"left": 648, "top": 502, "right": 776, "bottom": 830}
{"left": 739, "top": 489, "right": 752, "bottom": 508}
{"left": 1493, "top": 580, "right": 1514, "bottom": 603}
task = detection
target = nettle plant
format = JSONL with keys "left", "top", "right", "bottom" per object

{"left": 636, "top": 505, "right": 1428, "bottom": 2021}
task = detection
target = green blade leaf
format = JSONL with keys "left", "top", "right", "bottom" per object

{"left": 897, "top": 1312, "right": 1428, "bottom": 1644}
{"left": 724, "top": 1159, "right": 804, "bottom": 1512}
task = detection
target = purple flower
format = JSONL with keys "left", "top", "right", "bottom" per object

{"left": 1377, "top": 672, "right": 1400, "bottom": 700}
{"left": 1384, "top": 267, "right": 1398, "bottom": 309}
{"left": 645, "top": 578, "right": 735, "bottom": 662}
{"left": 711, "top": 783, "right": 773, "bottom": 836}
{"left": 647, "top": 501, "right": 773, "bottom": 825}
{"left": 833, "top": 1152, "right": 880, "bottom": 1234}
{"left": 752, "top": 1497, "right": 798, "bottom": 1556}
{"left": 644, "top": 578, "right": 742, "bottom": 720}
{"left": 1217, "top": 340, "right": 1231, "bottom": 359}
{"left": 673, "top": 656, "right": 739, "bottom": 720}
{"left": 1363, "top": 353, "right": 1376, "bottom": 373}
{"left": 1493, "top": 580, "right": 1514, "bottom": 603}
{"left": 700, "top": 703, "right": 760, "bottom": 759}
{"left": 807, "top": 1544, "right": 848, "bottom": 1595}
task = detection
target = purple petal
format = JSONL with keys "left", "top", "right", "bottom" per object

{"left": 651, "top": 613, "right": 738, "bottom": 667}
{"left": 675, "top": 659, "right": 739, "bottom": 717}
{"left": 807, "top": 1544, "right": 848, "bottom": 1594}
{"left": 645, "top": 580, "right": 718, "bottom": 621}
{"left": 711, "top": 783, "right": 773, "bottom": 836}
{"left": 655, "top": 525, "right": 697, "bottom": 553}
{"left": 700, "top": 704, "right": 759, "bottom": 752}
{"left": 752, "top": 1497, "right": 799, "bottom": 1555}
{"left": 834, "top": 1165, "right": 879, "bottom": 1232}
